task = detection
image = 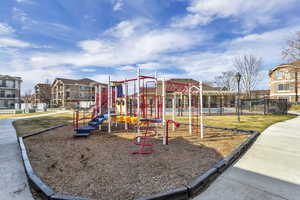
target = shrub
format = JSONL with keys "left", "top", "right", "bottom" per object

{"left": 28, "top": 109, "right": 36, "bottom": 113}
{"left": 15, "top": 110, "right": 23, "bottom": 114}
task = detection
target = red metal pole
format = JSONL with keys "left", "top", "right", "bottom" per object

{"left": 157, "top": 97, "right": 160, "bottom": 119}
{"left": 165, "top": 120, "right": 180, "bottom": 145}
{"left": 134, "top": 80, "right": 136, "bottom": 116}
{"left": 166, "top": 121, "right": 169, "bottom": 145}
{"left": 142, "top": 79, "right": 145, "bottom": 118}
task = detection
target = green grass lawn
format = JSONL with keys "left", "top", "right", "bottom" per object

{"left": 289, "top": 104, "right": 300, "bottom": 111}
{"left": 13, "top": 112, "right": 73, "bottom": 136}
{"left": 167, "top": 114, "right": 296, "bottom": 132}
{"left": 13, "top": 112, "right": 296, "bottom": 137}
{"left": 0, "top": 112, "right": 50, "bottom": 119}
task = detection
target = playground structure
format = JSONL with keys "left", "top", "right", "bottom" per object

{"left": 72, "top": 68, "right": 204, "bottom": 153}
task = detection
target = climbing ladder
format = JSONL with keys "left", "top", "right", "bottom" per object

{"left": 131, "top": 118, "right": 162, "bottom": 154}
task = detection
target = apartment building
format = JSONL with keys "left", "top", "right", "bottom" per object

{"left": 51, "top": 78, "right": 106, "bottom": 108}
{"left": 0, "top": 75, "right": 22, "bottom": 109}
{"left": 33, "top": 83, "right": 51, "bottom": 106}
{"left": 269, "top": 62, "right": 300, "bottom": 103}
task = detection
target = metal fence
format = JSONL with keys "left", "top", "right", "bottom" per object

{"left": 240, "top": 99, "right": 288, "bottom": 115}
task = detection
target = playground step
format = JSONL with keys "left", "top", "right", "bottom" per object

{"left": 74, "top": 126, "right": 95, "bottom": 136}
{"left": 74, "top": 132, "right": 91, "bottom": 137}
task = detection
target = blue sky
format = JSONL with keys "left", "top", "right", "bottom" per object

{"left": 1, "top": 0, "right": 300, "bottom": 93}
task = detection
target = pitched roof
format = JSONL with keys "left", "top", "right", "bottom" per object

{"left": 56, "top": 78, "right": 78, "bottom": 84}
{"left": 0, "top": 74, "right": 22, "bottom": 81}
{"left": 35, "top": 83, "right": 51, "bottom": 90}
{"left": 269, "top": 61, "right": 300, "bottom": 75}
{"left": 53, "top": 77, "right": 107, "bottom": 86}
{"left": 36, "top": 83, "right": 51, "bottom": 87}
{"left": 166, "top": 78, "right": 224, "bottom": 91}
{"left": 77, "top": 78, "right": 97, "bottom": 84}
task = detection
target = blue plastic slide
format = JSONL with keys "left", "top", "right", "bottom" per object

{"left": 74, "top": 114, "right": 108, "bottom": 137}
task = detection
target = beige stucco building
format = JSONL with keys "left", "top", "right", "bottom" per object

{"left": 51, "top": 78, "right": 106, "bottom": 108}
{"left": 269, "top": 62, "right": 300, "bottom": 103}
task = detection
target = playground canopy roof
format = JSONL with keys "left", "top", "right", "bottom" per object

{"left": 111, "top": 75, "right": 156, "bottom": 84}
{"left": 137, "top": 78, "right": 236, "bottom": 96}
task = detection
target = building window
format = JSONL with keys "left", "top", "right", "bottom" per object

{"left": 277, "top": 84, "right": 290, "bottom": 91}
{"left": 275, "top": 71, "right": 283, "bottom": 78}
{"left": 287, "top": 72, "right": 295, "bottom": 79}
{"left": 0, "top": 100, "right": 5, "bottom": 108}
{"left": 6, "top": 80, "right": 15, "bottom": 88}
{"left": 8, "top": 100, "right": 15, "bottom": 108}
{"left": 80, "top": 86, "right": 89, "bottom": 90}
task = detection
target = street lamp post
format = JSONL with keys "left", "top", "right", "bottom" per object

{"left": 235, "top": 72, "right": 241, "bottom": 122}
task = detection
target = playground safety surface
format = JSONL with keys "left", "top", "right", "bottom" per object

{"left": 24, "top": 124, "right": 249, "bottom": 200}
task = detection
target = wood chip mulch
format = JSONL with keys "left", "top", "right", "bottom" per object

{"left": 24, "top": 124, "right": 249, "bottom": 200}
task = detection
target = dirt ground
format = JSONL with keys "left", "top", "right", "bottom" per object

{"left": 24, "top": 124, "right": 249, "bottom": 200}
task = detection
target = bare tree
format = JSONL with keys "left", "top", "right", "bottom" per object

{"left": 214, "top": 71, "right": 236, "bottom": 91}
{"left": 233, "top": 55, "right": 262, "bottom": 98}
{"left": 282, "top": 31, "right": 300, "bottom": 62}
{"left": 22, "top": 90, "right": 32, "bottom": 103}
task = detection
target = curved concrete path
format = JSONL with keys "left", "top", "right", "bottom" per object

{"left": 194, "top": 114, "right": 300, "bottom": 200}
{"left": 0, "top": 111, "right": 70, "bottom": 200}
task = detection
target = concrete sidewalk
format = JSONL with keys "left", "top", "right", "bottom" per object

{"left": 194, "top": 114, "right": 300, "bottom": 200}
{"left": 0, "top": 111, "right": 70, "bottom": 200}
{"left": 0, "top": 118, "right": 34, "bottom": 200}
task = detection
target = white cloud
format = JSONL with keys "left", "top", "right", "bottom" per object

{"left": 0, "top": 23, "right": 15, "bottom": 35}
{"left": 0, "top": 37, "right": 31, "bottom": 48}
{"left": 138, "top": 62, "right": 167, "bottom": 71}
{"left": 172, "top": 0, "right": 297, "bottom": 30}
{"left": 105, "top": 19, "right": 150, "bottom": 39}
{"left": 78, "top": 40, "right": 114, "bottom": 54}
{"left": 0, "top": 23, "right": 31, "bottom": 48}
{"left": 16, "top": 0, "right": 32, "bottom": 3}
{"left": 80, "top": 68, "right": 96, "bottom": 72}
{"left": 12, "top": 7, "right": 30, "bottom": 23}
{"left": 113, "top": 0, "right": 124, "bottom": 11}
{"left": 171, "top": 13, "right": 212, "bottom": 28}
{"left": 119, "top": 65, "right": 136, "bottom": 71}
{"left": 29, "top": 26, "right": 207, "bottom": 68}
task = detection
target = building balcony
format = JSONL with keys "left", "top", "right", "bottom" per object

{"left": 0, "top": 85, "right": 19, "bottom": 89}
{"left": 0, "top": 94, "right": 17, "bottom": 99}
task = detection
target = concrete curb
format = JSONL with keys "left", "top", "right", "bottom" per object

{"left": 136, "top": 187, "right": 189, "bottom": 200}
{"left": 18, "top": 124, "right": 259, "bottom": 200}
{"left": 22, "top": 123, "right": 70, "bottom": 138}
